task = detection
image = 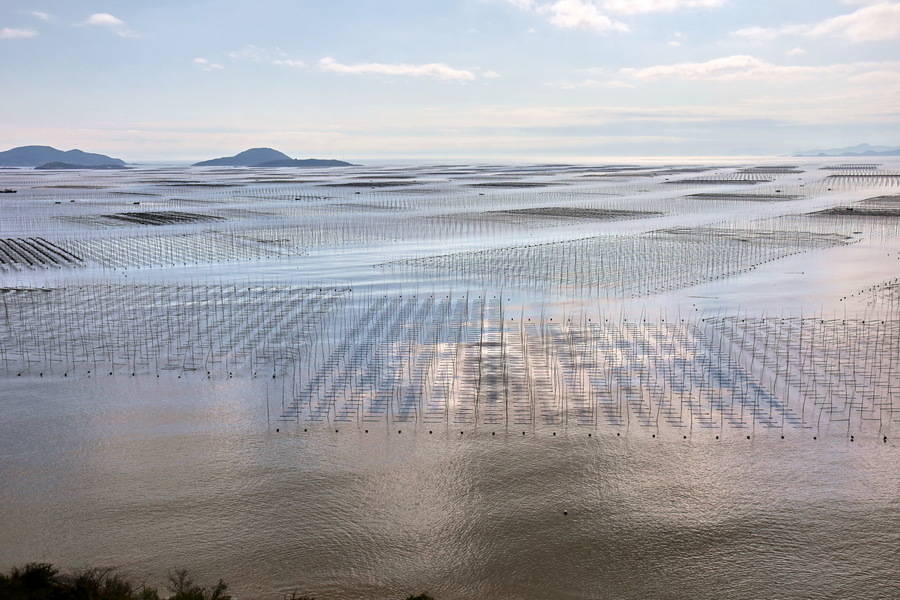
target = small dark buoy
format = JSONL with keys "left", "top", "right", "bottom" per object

{"left": 429, "top": 431, "right": 433, "bottom": 434}
{"left": 813, "top": 436, "right": 817, "bottom": 440}
{"left": 715, "top": 435, "right": 719, "bottom": 440}
{"left": 398, "top": 430, "right": 402, "bottom": 434}
{"left": 365, "top": 429, "right": 368, "bottom": 433}
{"left": 275, "top": 428, "right": 279, "bottom": 432}
{"left": 588, "top": 433, "right": 592, "bottom": 438}
{"left": 335, "top": 429, "right": 339, "bottom": 433}
{"left": 652, "top": 434, "right": 655, "bottom": 438}
{"left": 747, "top": 435, "right": 751, "bottom": 440}
{"left": 563, "top": 510, "right": 568, "bottom": 516}
{"left": 553, "top": 432, "right": 556, "bottom": 436}
{"left": 492, "top": 432, "right": 495, "bottom": 435}
{"left": 850, "top": 435, "right": 854, "bottom": 442}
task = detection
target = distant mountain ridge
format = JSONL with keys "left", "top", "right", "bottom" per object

{"left": 792, "top": 143, "right": 900, "bottom": 157}
{"left": 193, "top": 147, "right": 356, "bottom": 167}
{"left": 0, "top": 145, "right": 126, "bottom": 167}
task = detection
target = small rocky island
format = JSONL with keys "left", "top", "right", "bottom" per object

{"left": 34, "top": 161, "right": 130, "bottom": 170}
{"left": 0, "top": 145, "right": 127, "bottom": 167}
{"left": 193, "top": 147, "right": 356, "bottom": 167}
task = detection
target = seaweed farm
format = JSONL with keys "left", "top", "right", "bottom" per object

{"left": 3, "top": 158, "right": 900, "bottom": 599}
{"left": 2, "top": 159, "right": 899, "bottom": 438}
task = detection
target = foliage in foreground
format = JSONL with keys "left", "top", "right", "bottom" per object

{"left": 0, "top": 564, "right": 436, "bottom": 600}
{"left": 0, "top": 564, "right": 228, "bottom": 600}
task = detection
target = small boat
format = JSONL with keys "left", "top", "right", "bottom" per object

{"left": 0, "top": 188, "right": 16, "bottom": 193}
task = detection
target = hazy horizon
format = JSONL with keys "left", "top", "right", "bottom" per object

{"left": 2, "top": 0, "right": 898, "bottom": 161}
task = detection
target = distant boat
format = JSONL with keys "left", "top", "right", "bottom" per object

{"left": 1, "top": 188, "right": 16, "bottom": 193}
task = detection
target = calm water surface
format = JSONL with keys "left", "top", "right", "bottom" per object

{"left": 2, "top": 376, "right": 898, "bottom": 599}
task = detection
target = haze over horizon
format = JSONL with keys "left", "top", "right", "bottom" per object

{"left": 1, "top": 0, "right": 898, "bottom": 161}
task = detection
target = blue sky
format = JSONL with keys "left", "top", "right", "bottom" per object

{"left": 1, "top": 0, "right": 898, "bottom": 161}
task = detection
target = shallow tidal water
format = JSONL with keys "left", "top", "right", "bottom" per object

{"left": 2, "top": 376, "right": 898, "bottom": 599}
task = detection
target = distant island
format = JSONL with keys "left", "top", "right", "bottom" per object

{"left": 792, "top": 143, "right": 900, "bottom": 157}
{"left": 34, "top": 161, "right": 130, "bottom": 170}
{"left": 0, "top": 145, "right": 126, "bottom": 167}
{"left": 193, "top": 147, "right": 356, "bottom": 167}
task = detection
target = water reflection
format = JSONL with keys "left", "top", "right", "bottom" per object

{"left": 2, "top": 377, "right": 898, "bottom": 598}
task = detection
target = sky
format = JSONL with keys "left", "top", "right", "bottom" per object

{"left": 1, "top": 0, "right": 898, "bottom": 161}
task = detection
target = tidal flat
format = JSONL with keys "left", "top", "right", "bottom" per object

{"left": 1, "top": 158, "right": 899, "bottom": 599}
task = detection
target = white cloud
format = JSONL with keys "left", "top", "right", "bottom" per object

{"left": 808, "top": 2, "right": 900, "bottom": 41}
{"left": 193, "top": 58, "right": 224, "bottom": 71}
{"left": 545, "top": 0, "right": 630, "bottom": 31}
{"left": 785, "top": 47, "right": 806, "bottom": 56}
{"left": 847, "top": 68, "right": 900, "bottom": 83}
{"left": 733, "top": 2, "right": 900, "bottom": 42}
{"left": 0, "top": 27, "right": 37, "bottom": 39}
{"left": 602, "top": 0, "right": 724, "bottom": 14}
{"left": 506, "top": 0, "right": 629, "bottom": 33}
{"left": 732, "top": 25, "right": 801, "bottom": 41}
{"left": 84, "top": 13, "right": 124, "bottom": 27}
{"left": 318, "top": 57, "right": 479, "bottom": 81}
{"left": 623, "top": 55, "right": 765, "bottom": 80}
{"left": 621, "top": 55, "right": 900, "bottom": 83}
{"left": 273, "top": 59, "right": 306, "bottom": 68}
{"left": 20, "top": 10, "right": 50, "bottom": 20}
{"left": 81, "top": 13, "right": 139, "bottom": 37}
